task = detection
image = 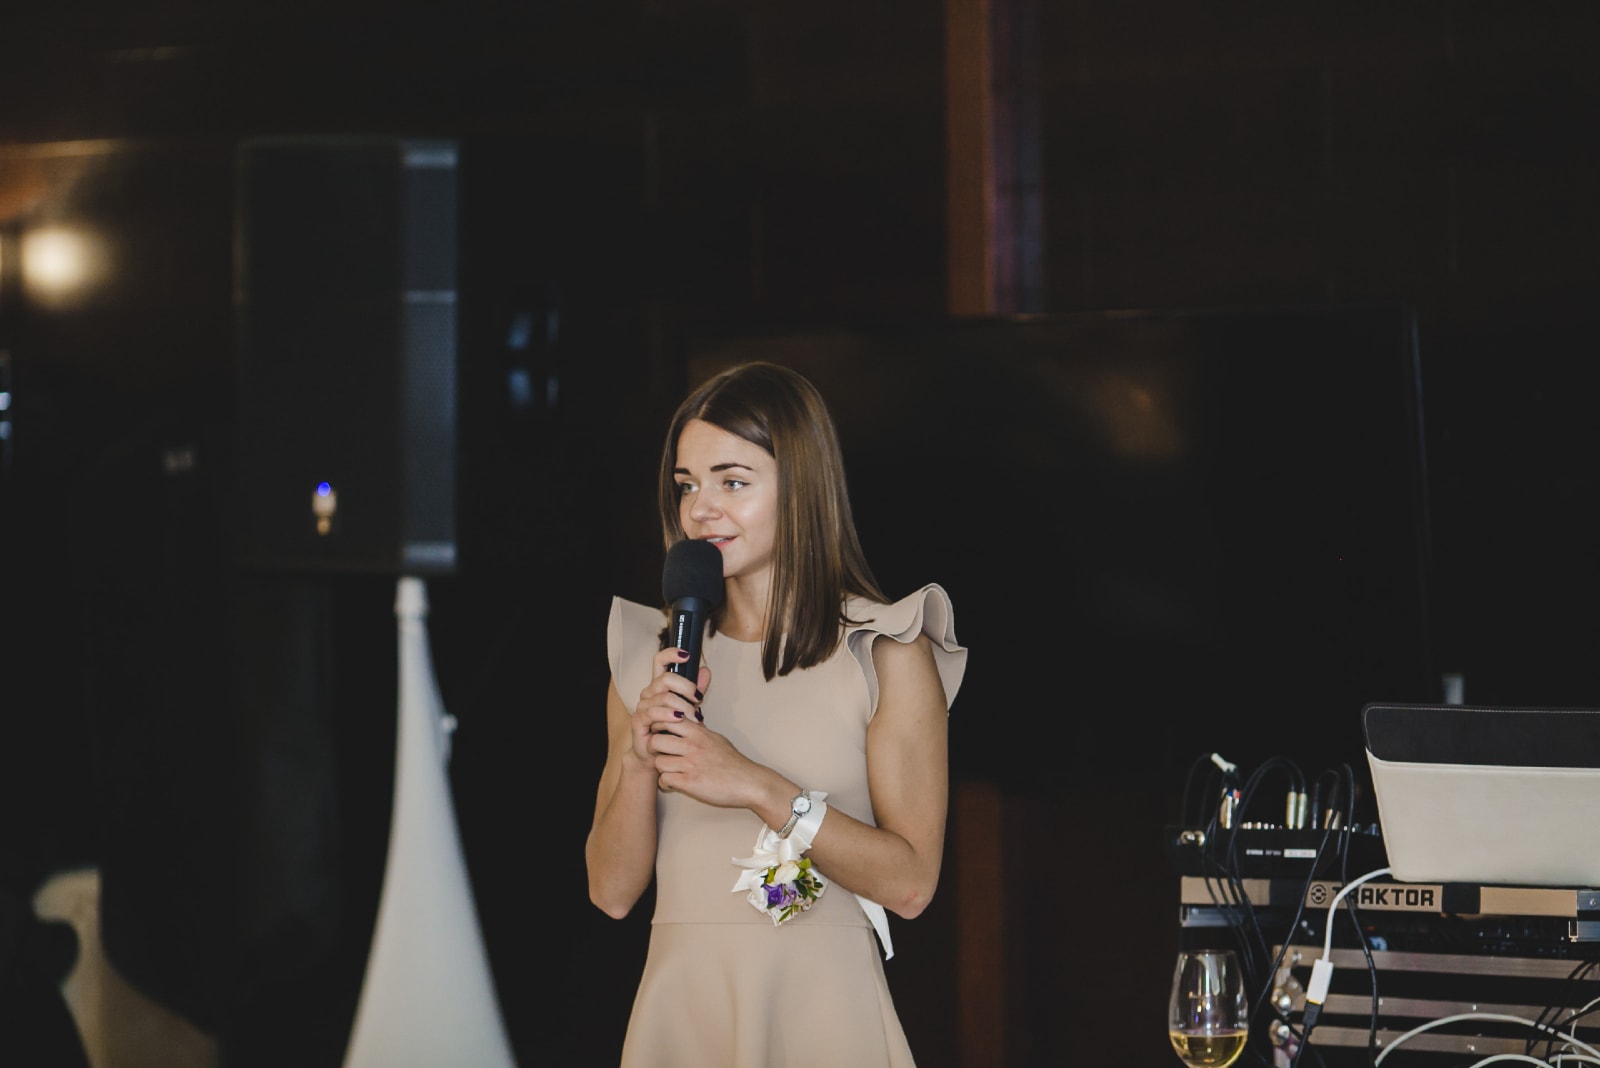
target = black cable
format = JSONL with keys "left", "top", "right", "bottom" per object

{"left": 1312, "top": 768, "right": 1342, "bottom": 830}
{"left": 1290, "top": 766, "right": 1368, "bottom": 1068}
{"left": 1183, "top": 753, "right": 1247, "bottom": 971}
{"left": 1231, "top": 757, "right": 1304, "bottom": 831}
{"left": 1288, "top": 820, "right": 1353, "bottom": 1068}
{"left": 1252, "top": 818, "right": 1337, "bottom": 1025}
{"left": 1270, "top": 823, "right": 1338, "bottom": 1068}
{"left": 1192, "top": 782, "right": 1273, "bottom": 1001}
{"left": 1524, "top": 959, "right": 1575, "bottom": 1059}
{"left": 1342, "top": 888, "right": 1380, "bottom": 1066}
{"left": 1220, "top": 757, "right": 1307, "bottom": 997}
{"left": 1189, "top": 859, "right": 1276, "bottom": 1067}
{"left": 1186, "top": 756, "right": 1344, "bottom": 1068}
{"left": 1190, "top": 786, "right": 1283, "bottom": 1067}
{"left": 1534, "top": 959, "right": 1600, "bottom": 1061}
{"left": 1227, "top": 757, "right": 1330, "bottom": 1068}
{"left": 1318, "top": 764, "right": 1383, "bottom": 1068}
{"left": 1286, "top": 1017, "right": 1329, "bottom": 1068}
{"left": 1181, "top": 751, "right": 1223, "bottom": 827}
{"left": 1196, "top": 835, "right": 1270, "bottom": 1002}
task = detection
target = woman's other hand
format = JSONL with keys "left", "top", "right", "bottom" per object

{"left": 648, "top": 716, "right": 773, "bottom": 810}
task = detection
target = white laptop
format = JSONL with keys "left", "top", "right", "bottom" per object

{"left": 1364, "top": 701, "right": 1600, "bottom": 888}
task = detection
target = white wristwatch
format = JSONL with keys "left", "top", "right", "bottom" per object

{"left": 777, "top": 790, "right": 812, "bottom": 839}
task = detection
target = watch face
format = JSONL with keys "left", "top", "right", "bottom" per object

{"left": 793, "top": 796, "right": 812, "bottom": 815}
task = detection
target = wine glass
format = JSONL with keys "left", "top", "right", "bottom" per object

{"left": 1168, "top": 948, "right": 1249, "bottom": 1068}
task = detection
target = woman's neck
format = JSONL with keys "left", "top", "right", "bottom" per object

{"left": 720, "top": 573, "right": 770, "bottom": 641}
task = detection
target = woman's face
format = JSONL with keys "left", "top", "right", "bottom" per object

{"left": 673, "top": 418, "right": 779, "bottom": 585}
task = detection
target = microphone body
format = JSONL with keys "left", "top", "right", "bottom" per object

{"left": 661, "top": 539, "right": 725, "bottom": 684}
{"left": 667, "top": 596, "right": 713, "bottom": 682}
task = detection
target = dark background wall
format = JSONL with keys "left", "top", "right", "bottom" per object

{"left": 2, "top": 3, "right": 1598, "bottom": 1066}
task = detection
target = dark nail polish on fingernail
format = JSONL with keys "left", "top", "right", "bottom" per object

{"left": 677, "top": 649, "right": 691, "bottom": 659}
{"left": 673, "top": 710, "right": 685, "bottom": 719}
{"left": 695, "top": 710, "right": 704, "bottom": 723}
{"left": 694, "top": 690, "right": 703, "bottom": 701}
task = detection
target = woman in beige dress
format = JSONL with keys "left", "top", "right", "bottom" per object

{"left": 585, "top": 361, "right": 966, "bottom": 1067}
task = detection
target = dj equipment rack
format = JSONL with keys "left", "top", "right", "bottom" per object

{"left": 1170, "top": 825, "right": 1600, "bottom": 1066}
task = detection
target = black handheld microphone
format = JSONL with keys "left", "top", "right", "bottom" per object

{"left": 662, "top": 539, "right": 725, "bottom": 681}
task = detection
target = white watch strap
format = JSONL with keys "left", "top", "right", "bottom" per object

{"left": 791, "top": 799, "right": 826, "bottom": 845}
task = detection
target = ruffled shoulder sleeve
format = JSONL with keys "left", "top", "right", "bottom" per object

{"left": 607, "top": 596, "right": 666, "bottom": 716}
{"left": 844, "top": 583, "right": 967, "bottom": 718}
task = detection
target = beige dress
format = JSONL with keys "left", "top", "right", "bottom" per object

{"left": 607, "top": 584, "right": 966, "bottom": 1068}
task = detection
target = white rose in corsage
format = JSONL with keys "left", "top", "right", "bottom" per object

{"left": 745, "top": 857, "right": 826, "bottom": 927}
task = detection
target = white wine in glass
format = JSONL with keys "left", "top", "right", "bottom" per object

{"left": 1168, "top": 948, "right": 1249, "bottom": 1068}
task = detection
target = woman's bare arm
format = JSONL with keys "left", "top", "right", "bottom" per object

{"left": 585, "top": 649, "right": 708, "bottom": 918}
{"left": 584, "top": 678, "right": 660, "bottom": 918}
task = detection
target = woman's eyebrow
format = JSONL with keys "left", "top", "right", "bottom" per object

{"left": 676, "top": 462, "right": 756, "bottom": 475}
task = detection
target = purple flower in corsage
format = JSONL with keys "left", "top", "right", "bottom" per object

{"left": 746, "top": 857, "right": 825, "bottom": 927}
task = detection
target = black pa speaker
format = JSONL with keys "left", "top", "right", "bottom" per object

{"left": 234, "top": 136, "right": 457, "bottom": 574}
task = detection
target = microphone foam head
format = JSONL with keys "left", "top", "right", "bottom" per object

{"left": 662, "top": 539, "right": 726, "bottom": 607}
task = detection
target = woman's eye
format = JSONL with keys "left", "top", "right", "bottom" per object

{"left": 723, "top": 479, "right": 747, "bottom": 491}
{"left": 676, "top": 482, "right": 696, "bottom": 495}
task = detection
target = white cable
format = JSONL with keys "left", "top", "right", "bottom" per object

{"left": 1373, "top": 1013, "right": 1600, "bottom": 1065}
{"left": 1569, "top": 991, "right": 1600, "bottom": 1031}
{"left": 1464, "top": 1057, "right": 1566, "bottom": 1067}
{"left": 1552, "top": 1055, "right": 1600, "bottom": 1065}
{"left": 1322, "top": 866, "right": 1392, "bottom": 960}
{"left": 1303, "top": 866, "right": 1393, "bottom": 1015}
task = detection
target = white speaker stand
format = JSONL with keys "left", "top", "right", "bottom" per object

{"left": 341, "top": 577, "right": 516, "bottom": 1068}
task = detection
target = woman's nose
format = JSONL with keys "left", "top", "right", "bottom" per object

{"left": 685, "top": 491, "right": 719, "bottom": 522}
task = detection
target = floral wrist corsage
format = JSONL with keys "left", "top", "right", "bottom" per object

{"left": 730, "top": 798, "right": 831, "bottom": 928}
{"left": 748, "top": 857, "right": 826, "bottom": 927}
